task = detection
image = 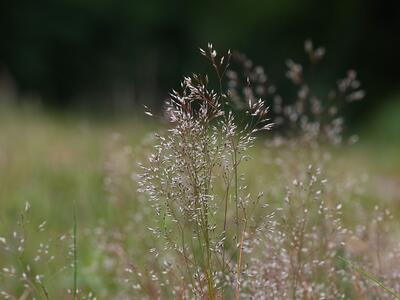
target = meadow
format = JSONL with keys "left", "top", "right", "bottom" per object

{"left": 1, "top": 45, "right": 400, "bottom": 299}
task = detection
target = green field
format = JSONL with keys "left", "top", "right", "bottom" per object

{"left": 0, "top": 104, "right": 399, "bottom": 299}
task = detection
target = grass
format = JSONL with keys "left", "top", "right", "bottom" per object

{"left": 338, "top": 256, "right": 400, "bottom": 300}
{"left": 73, "top": 201, "right": 77, "bottom": 300}
{"left": 0, "top": 104, "right": 399, "bottom": 298}
{"left": 1, "top": 43, "right": 400, "bottom": 298}
{"left": 0, "top": 106, "right": 157, "bottom": 297}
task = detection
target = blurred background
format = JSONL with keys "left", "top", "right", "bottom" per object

{"left": 0, "top": 0, "right": 399, "bottom": 206}
{"left": 0, "top": 0, "right": 399, "bottom": 121}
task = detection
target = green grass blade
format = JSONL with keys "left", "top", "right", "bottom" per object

{"left": 338, "top": 256, "right": 400, "bottom": 299}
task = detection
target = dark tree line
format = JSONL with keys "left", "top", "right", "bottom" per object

{"left": 0, "top": 0, "right": 398, "bottom": 114}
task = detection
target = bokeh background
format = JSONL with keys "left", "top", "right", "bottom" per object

{"left": 1, "top": 0, "right": 399, "bottom": 123}
{"left": 0, "top": 1, "right": 399, "bottom": 211}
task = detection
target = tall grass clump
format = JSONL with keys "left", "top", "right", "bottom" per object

{"left": 228, "top": 40, "right": 399, "bottom": 299}
{"left": 136, "top": 41, "right": 400, "bottom": 299}
{"left": 138, "top": 43, "right": 272, "bottom": 299}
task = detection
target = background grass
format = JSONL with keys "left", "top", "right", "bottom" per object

{"left": 0, "top": 102, "right": 399, "bottom": 297}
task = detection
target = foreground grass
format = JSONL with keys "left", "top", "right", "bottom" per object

{"left": 0, "top": 106, "right": 399, "bottom": 298}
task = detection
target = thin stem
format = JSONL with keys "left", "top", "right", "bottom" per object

{"left": 235, "top": 219, "right": 247, "bottom": 300}
{"left": 73, "top": 201, "right": 78, "bottom": 300}
{"left": 338, "top": 256, "right": 400, "bottom": 300}
{"left": 222, "top": 179, "right": 230, "bottom": 275}
{"left": 233, "top": 146, "right": 239, "bottom": 242}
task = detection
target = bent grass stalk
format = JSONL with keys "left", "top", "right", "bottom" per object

{"left": 338, "top": 256, "right": 400, "bottom": 300}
